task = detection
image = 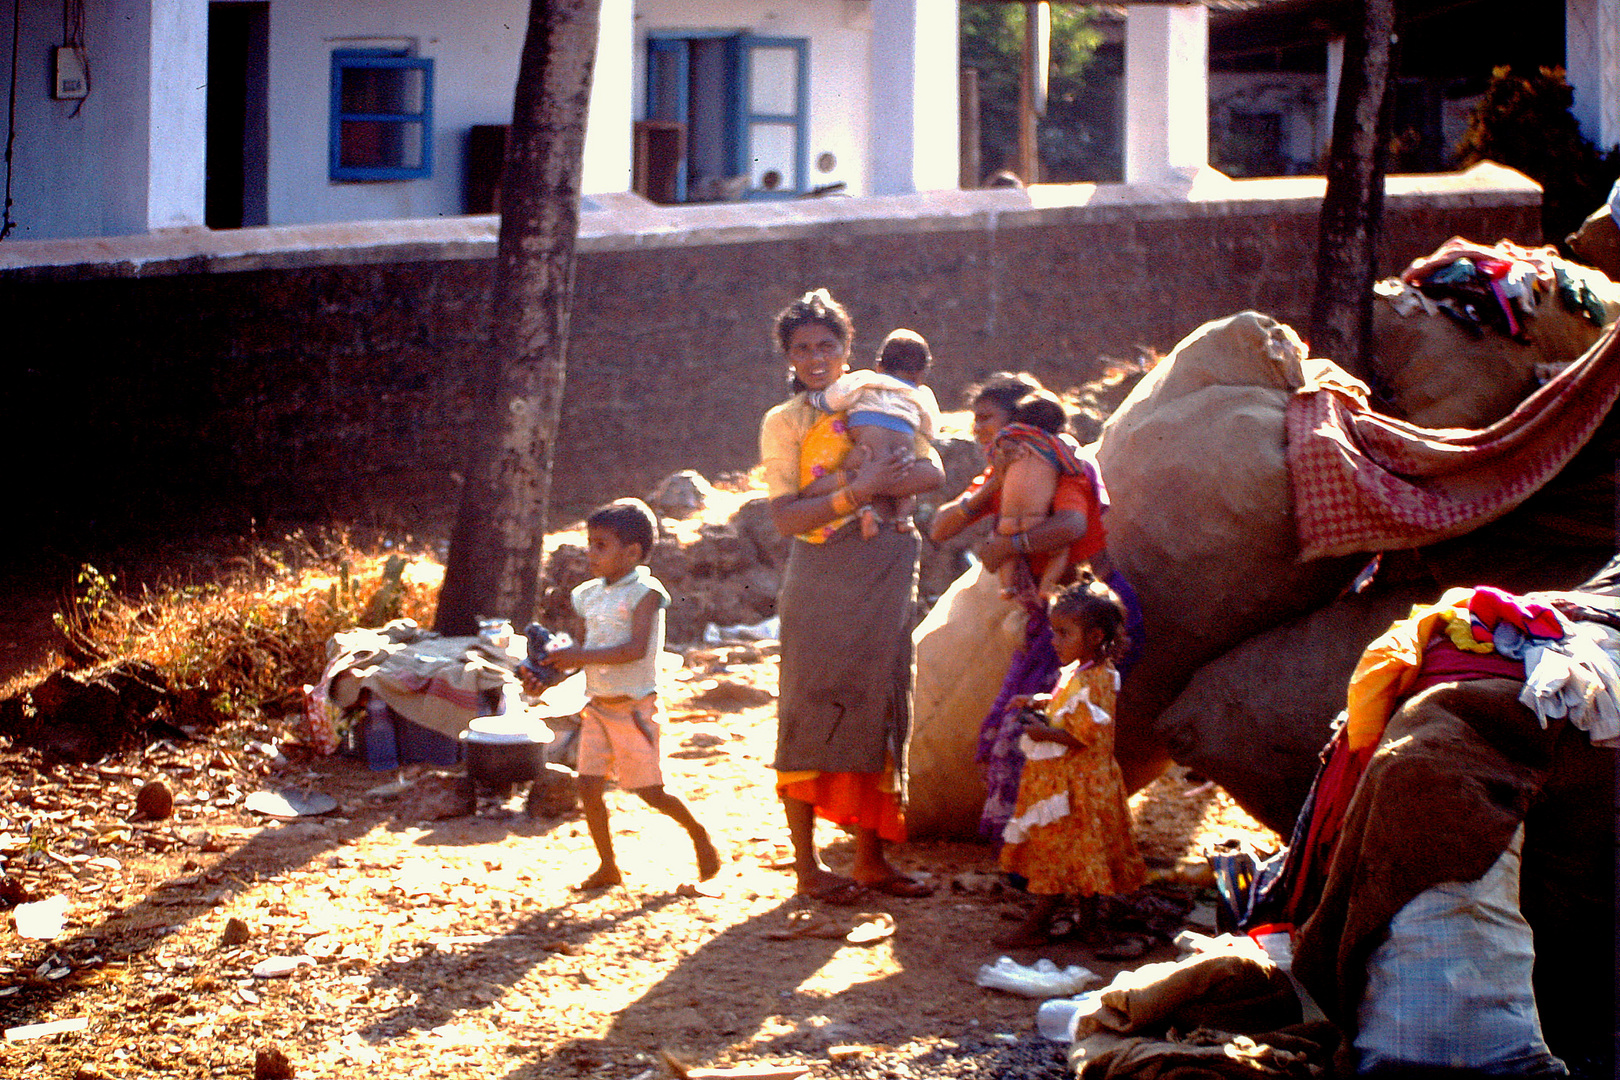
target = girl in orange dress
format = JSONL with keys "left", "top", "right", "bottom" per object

{"left": 997, "top": 575, "right": 1146, "bottom": 947}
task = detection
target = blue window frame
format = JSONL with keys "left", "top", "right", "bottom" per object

{"left": 644, "top": 32, "right": 807, "bottom": 201}
{"left": 329, "top": 50, "right": 433, "bottom": 182}
{"left": 735, "top": 37, "right": 809, "bottom": 200}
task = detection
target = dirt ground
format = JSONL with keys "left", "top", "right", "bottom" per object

{"left": 0, "top": 635, "right": 1280, "bottom": 1080}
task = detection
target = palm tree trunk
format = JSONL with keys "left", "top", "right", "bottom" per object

{"left": 435, "top": 0, "right": 601, "bottom": 635}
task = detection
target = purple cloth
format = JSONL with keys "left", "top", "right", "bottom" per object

{"left": 973, "top": 568, "right": 1144, "bottom": 846}
{"left": 975, "top": 599, "right": 1061, "bottom": 845}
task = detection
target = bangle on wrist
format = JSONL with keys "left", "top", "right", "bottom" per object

{"left": 830, "top": 487, "right": 857, "bottom": 516}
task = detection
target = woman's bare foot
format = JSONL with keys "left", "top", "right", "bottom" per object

{"left": 795, "top": 868, "right": 867, "bottom": 906}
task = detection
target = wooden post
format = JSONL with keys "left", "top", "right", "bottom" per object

{"left": 1018, "top": 2, "right": 1040, "bottom": 183}
{"left": 960, "top": 66, "right": 981, "bottom": 188}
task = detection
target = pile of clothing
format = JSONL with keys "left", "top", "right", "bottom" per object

{"left": 1280, "top": 576, "right": 1620, "bottom": 1076}
{"left": 1375, "top": 237, "right": 1611, "bottom": 339}
{"left": 301, "top": 618, "right": 530, "bottom": 757}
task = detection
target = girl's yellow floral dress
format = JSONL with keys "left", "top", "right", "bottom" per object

{"left": 999, "top": 660, "right": 1146, "bottom": 897}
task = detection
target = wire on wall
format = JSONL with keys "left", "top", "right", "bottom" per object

{"left": 2, "top": 0, "right": 20, "bottom": 239}
{"left": 62, "top": 0, "right": 89, "bottom": 117}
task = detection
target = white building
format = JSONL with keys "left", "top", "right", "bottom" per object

{"left": 0, "top": 0, "right": 1612, "bottom": 243}
{"left": 0, "top": 0, "right": 959, "bottom": 240}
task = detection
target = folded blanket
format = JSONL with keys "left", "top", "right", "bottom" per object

{"left": 1287, "top": 321, "right": 1619, "bottom": 560}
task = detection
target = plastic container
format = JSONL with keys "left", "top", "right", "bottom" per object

{"left": 363, "top": 697, "right": 399, "bottom": 770}
{"left": 1036, "top": 992, "right": 1100, "bottom": 1042}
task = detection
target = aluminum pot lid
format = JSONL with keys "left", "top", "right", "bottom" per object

{"left": 461, "top": 713, "right": 550, "bottom": 744}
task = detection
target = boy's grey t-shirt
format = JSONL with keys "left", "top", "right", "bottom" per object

{"left": 570, "top": 565, "right": 669, "bottom": 699}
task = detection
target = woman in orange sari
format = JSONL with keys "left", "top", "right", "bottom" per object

{"left": 758, "top": 289, "right": 945, "bottom": 903}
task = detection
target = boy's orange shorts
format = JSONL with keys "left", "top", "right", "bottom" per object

{"left": 577, "top": 694, "right": 662, "bottom": 790}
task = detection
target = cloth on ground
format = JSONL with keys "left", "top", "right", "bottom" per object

{"left": 1066, "top": 936, "right": 1321, "bottom": 1078}
{"left": 1071, "top": 1023, "right": 1338, "bottom": 1079}
{"left": 303, "top": 619, "right": 436, "bottom": 753}
{"left": 1286, "top": 320, "right": 1620, "bottom": 561}
{"left": 303, "top": 623, "right": 524, "bottom": 749}
{"left": 1083, "top": 936, "right": 1300, "bottom": 1038}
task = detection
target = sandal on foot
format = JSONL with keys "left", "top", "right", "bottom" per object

{"left": 860, "top": 874, "right": 934, "bottom": 899}
{"left": 798, "top": 878, "right": 868, "bottom": 906}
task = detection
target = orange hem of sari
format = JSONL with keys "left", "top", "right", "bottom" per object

{"left": 776, "top": 770, "right": 907, "bottom": 843}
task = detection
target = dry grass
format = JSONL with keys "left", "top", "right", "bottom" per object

{"left": 17, "top": 532, "right": 443, "bottom": 720}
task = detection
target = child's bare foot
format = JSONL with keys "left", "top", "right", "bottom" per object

{"left": 575, "top": 865, "right": 623, "bottom": 891}
{"left": 695, "top": 831, "right": 721, "bottom": 881}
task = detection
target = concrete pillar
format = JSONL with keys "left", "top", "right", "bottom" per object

{"left": 582, "top": 0, "right": 634, "bottom": 194}
{"left": 1566, "top": 0, "right": 1620, "bottom": 152}
{"left": 147, "top": 0, "right": 209, "bottom": 229}
{"left": 1123, "top": 3, "right": 1208, "bottom": 183}
{"left": 870, "top": 0, "right": 960, "bottom": 194}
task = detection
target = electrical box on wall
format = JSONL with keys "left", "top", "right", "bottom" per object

{"left": 54, "top": 47, "right": 88, "bottom": 100}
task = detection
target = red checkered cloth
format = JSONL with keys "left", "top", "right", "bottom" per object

{"left": 1287, "top": 322, "right": 1620, "bottom": 561}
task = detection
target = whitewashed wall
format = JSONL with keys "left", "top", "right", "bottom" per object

{"left": 267, "top": 0, "right": 521, "bottom": 225}
{"left": 0, "top": 0, "right": 191, "bottom": 240}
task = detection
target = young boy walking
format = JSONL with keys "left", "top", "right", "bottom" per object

{"left": 529, "top": 498, "right": 720, "bottom": 890}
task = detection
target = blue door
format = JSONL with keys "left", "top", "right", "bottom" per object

{"left": 646, "top": 33, "right": 807, "bottom": 201}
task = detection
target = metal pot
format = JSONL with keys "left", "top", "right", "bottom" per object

{"left": 463, "top": 737, "right": 548, "bottom": 787}
{"left": 459, "top": 712, "right": 552, "bottom": 789}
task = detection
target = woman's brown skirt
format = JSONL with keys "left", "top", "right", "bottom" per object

{"left": 773, "top": 522, "right": 919, "bottom": 783}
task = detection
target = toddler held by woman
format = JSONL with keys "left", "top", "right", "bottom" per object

{"left": 802, "top": 328, "right": 940, "bottom": 537}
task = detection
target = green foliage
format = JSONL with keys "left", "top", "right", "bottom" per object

{"left": 961, "top": 2, "right": 1114, "bottom": 183}
{"left": 1457, "top": 65, "right": 1620, "bottom": 242}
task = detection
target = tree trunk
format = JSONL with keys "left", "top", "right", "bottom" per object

{"left": 1309, "top": 0, "right": 1397, "bottom": 381}
{"left": 434, "top": 0, "right": 601, "bottom": 636}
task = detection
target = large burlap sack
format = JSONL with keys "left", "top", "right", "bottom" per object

{"left": 1567, "top": 201, "right": 1620, "bottom": 281}
{"left": 1371, "top": 258, "right": 1618, "bottom": 429}
{"left": 906, "top": 563, "right": 1023, "bottom": 839}
{"left": 1154, "top": 586, "right": 1431, "bottom": 832}
{"left": 1095, "top": 312, "right": 1366, "bottom": 752}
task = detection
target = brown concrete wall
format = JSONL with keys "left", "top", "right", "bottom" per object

{"left": 0, "top": 176, "right": 1542, "bottom": 552}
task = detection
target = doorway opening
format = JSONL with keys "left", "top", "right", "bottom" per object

{"left": 207, "top": 2, "right": 269, "bottom": 228}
